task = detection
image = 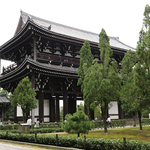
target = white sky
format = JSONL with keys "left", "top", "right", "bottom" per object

{"left": 0, "top": 0, "right": 149, "bottom": 70}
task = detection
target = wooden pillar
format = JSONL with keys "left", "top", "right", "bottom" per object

{"left": 90, "top": 108, "right": 94, "bottom": 120}
{"left": 84, "top": 104, "right": 94, "bottom": 120}
{"left": 33, "top": 36, "right": 37, "bottom": 60}
{"left": 39, "top": 89, "right": 44, "bottom": 123}
{"left": 14, "top": 106, "right": 18, "bottom": 123}
{"left": 31, "top": 73, "right": 35, "bottom": 123}
{"left": 55, "top": 94, "right": 60, "bottom": 122}
{"left": 1, "top": 103, "right": 4, "bottom": 122}
{"left": 84, "top": 104, "right": 88, "bottom": 115}
{"left": 50, "top": 94, "right": 55, "bottom": 122}
{"left": 73, "top": 95, "right": 77, "bottom": 113}
{"left": 63, "top": 90, "right": 68, "bottom": 120}
{"left": 68, "top": 95, "right": 76, "bottom": 115}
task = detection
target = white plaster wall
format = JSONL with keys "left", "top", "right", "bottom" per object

{"left": 17, "top": 106, "right": 23, "bottom": 117}
{"left": 44, "top": 117, "right": 49, "bottom": 122}
{"left": 108, "top": 101, "right": 118, "bottom": 114}
{"left": 110, "top": 115, "right": 119, "bottom": 119}
{"left": 44, "top": 99, "right": 49, "bottom": 115}
{"left": 34, "top": 100, "right": 39, "bottom": 116}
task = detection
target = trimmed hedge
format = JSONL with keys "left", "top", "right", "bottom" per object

{"left": 10, "top": 128, "right": 64, "bottom": 134}
{"left": 0, "top": 131, "right": 150, "bottom": 149}
{"left": 141, "top": 118, "right": 150, "bottom": 125}
{"left": 93, "top": 119, "right": 126, "bottom": 129}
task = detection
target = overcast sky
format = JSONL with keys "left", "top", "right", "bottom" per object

{"left": 0, "top": 0, "right": 150, "bottom": 70}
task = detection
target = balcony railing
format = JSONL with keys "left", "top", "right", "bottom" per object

{"left": 37, "top": 53, "right": 80, "bottom": 67}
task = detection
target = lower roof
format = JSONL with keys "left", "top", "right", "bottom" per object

{"left": 0, "top": 94, "right": 10, "bottom": 103}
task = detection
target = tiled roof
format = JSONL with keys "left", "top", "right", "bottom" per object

{"left": 20, "top": 11, "right": 135, "bottom": 52}
{"left": 0, "top": 94, "right": 10, "bottom": 103}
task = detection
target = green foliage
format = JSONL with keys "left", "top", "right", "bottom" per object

{"left": 143, "top": 4, "right": 150, "bottom": 29}
{"left": 76, "top": 102, "right": 84, "bottom": 112}
{"left": 94, "top": 106, "right": 102, "bottom": 120}
{"left": 0, "top": 89, "right": 14, "bottom": 120}
{"left": 77, "top": 40, "right": 94, "bottom": 92}
{"left": 0, "top": 131, "right": 150, "bottom": 150}
{"left": 60, "top": 106, "right": 63, "bottom": 121}
{"left": 83, "top": 28, "right": 121, "bottom": 133}
{"left": 62, "top": 107, "right": 91, "bottom": 137}
{"left": 141, "top": 118, "right": 150, "bottom": 125}
{"left": 120, "top": 50, "right": 137, "bottom": 120}
{"left": 11, "top": 76, "right": 37, "bottom": 122}
{"left": 92, "top": 120, "right": 126, "bottom": 129}
{"left": 120, "top": 5, "right": 150, "bottom": 131}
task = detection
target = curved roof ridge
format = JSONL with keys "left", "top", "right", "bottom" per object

{"left": 21, "top": 11, "right": 100, "bottom": 37}
{"left": 113, "top": 36, "right": 135, "bottom": 50}
{"left": 20, "top": 11, "right": 136, "bottom": 52}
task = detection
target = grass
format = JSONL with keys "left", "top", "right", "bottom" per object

{"left": 41, "top": 126, "right": 150, "bottom": 142}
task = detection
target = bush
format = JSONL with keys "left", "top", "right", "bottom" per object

{"left": 0, "top": 131, "right": 150, "bottom": 149}
{"left": 10, "top": 128, "right": 64, "bottom": 134}
{"left": 92, "top": 119, "right": 126, "bottom": 129}
{"left": 141, "top": 118, "right": 150, "bottom": 125}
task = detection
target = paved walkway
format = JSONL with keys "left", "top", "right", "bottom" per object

{"left": 0, "top": 142, "right": 36, "bottom": 150}
{"left": 0, "top": 139, "right": 82, "bottom": 150}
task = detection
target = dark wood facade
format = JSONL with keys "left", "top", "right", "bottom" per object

{"left": 0, "top": 11, "right": 135, "bottom": 122}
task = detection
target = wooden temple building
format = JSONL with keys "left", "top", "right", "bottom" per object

{"left": 0, "top": 11, "right": 135, "bottom": 123}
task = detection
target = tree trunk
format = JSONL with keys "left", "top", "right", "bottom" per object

{"left": 133, "top": 112, "right": 136, "bottom": 127}
{"left": 78, "top": 133, "right": 80, "bottom": 137}
{"left": 138, "top": 110, "right": 142, "bottom": 130}
{"left": 101, "top": 106, "right": 107, "bottom": 133}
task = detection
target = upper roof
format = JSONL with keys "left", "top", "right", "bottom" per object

{"left": 0, "top": 94, "right": 10, "bottom": 103}
{"left": 19, "top": 11, "right": 135, "bottom": 52}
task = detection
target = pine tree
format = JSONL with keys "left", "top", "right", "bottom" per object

{"left": 83, "top": 28, "right": 121, "bottom": 133}
{"left": 11, "top": 76, "right": 37, "bottom": 122}
{"left": 77, "top": 40, "right": 94, "bottom": 92}
{"left": 62, "top": 106, "right": 91, "bottom": 137}
{"left": 120, "top": 50, "right": 137, "bottom": 126}
{"left": 77, "top": 40, "right": 94, "bottom": 120}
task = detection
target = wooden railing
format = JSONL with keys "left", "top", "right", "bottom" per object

{"left": 36, "top": 53, "right": 80, "bottom": 66}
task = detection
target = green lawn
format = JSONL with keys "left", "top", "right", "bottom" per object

{"left": 41, "top": 126, "right": 150, "bottom": 142}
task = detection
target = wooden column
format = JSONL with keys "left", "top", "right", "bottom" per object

{"left": 33, "top": 36, "right": 37, "bottom": 60}
{"left": 84, "top": 104, "right": 88, "bottom": 115}
{"left": 90, "top": 108, "right": 94, "bottom": 120}
{"left": 39, "top": 89, "right": 44, "bottom": 123}
{"left": 63, "top": 90, "right": 68, "bottom": 120}
{"left": 55, "top": 94, "right": 60, "bottom": 122}
{"left": 14, "top": 106, "right": 18, "bottom": 123}
{"left": 1, "top": 104, "right": 4, "bottom": 122}
{"left": 84, "top": 104, "right": 94, "bottom": 120}
{"left": 50, "top": 94, "right": 55, "bottom": 122}
{"left": 68, "top": 95, "right": 76, "bottom": 115}
{"left": 31, "top": 73, "right": 35, "bottom": 123}
{"left": 73, "top": 95, "right": 77, "bottom": 113}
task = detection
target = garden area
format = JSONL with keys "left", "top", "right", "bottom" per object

{"left": 0, "top": 119, "right": 150, "bottom": 149}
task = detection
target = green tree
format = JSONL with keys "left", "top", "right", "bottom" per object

{"left": 94, "top": 106, "right": 102, "bottom": 120}
{"left": 77, "top": 40, "right": 94, "bottom": 120}
{"left": 60, "top": 106, "right": 63, "bottom": 121}
{"left": 0, "top": 89, "right": 14, "bottom": 121}
{"left": 131, "top": 5, "right": 150, "bottom": 130}
{"left": 120, "top": 50, "right": 137, "bottom": 126}
{"left": 83, "top": 28, "right": 121, "bottom": 133}
{"left": 143, "top": 4, "right": 150, "bottom": 29}
{"left": 77, "top": 40, "right": 94, "bottom": 91}
{"left": 62, "top": 106, "right": 91, "bottom": 137}
{"left": 77, "top": 102, "right": 84, "bottom": 112}
{"left": 11, "top": 76, "right": 37, "bottom": 122}
{"left": 133, "top": 27, "right": 150, "bottom": 130}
